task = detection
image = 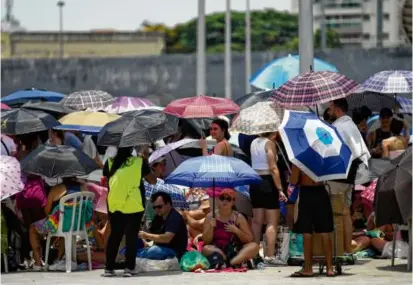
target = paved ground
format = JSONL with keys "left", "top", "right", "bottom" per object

{"left": 2, "top": 259, "right": 411, "bottom": 285}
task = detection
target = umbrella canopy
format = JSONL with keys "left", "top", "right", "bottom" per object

{"left": 20, "top": 144, "right": 99, "bottom": 179}
{"left": 21, "top": 101, "right": 75, "bottom": 117}
{"left": 235, "top": 90, "right": 273, "bottom": 110}
{"left": 163, "top": 95, "right": 240, "bottom": 118}
{"left": 231, "top": 101, "right": 284, "bottom": 135}
{"left": 0, "top": 155, "right": 24, "bottom": 201}
{"left": 279, "top": 110, "right": 353, "bottom": 182}
{"left": 165, "top": 154, "right": 261, "bottom": 188}
{"left": 56, "top": 111, "right": 120, "bottom": 134}
{"left": 144, "top": 179, "right": 189, "bottom": 210}
{"left": 96, "top": 96, "right": 160, "bottom": 114}
{"left": 149, "top": 138, "right": 197, "bottom": 164}
{"left": 374, "top": 147, "right": 412, "bottom": 226}
{"left": 1, "top": 108, "right": 60, "bottom": 135}
{"left": 61, "top": 90, "right": 114, "bottom": 111}
{"left": 1, "top": 103, "right": 11, "bottom": 110}
{"left": 97, "top": 109, "right": 179, "bottom": 147}
{"left": 362, "top": 70, "right": 412, "bottom": 94}
{"left": 270, "top": 71, "right": 360, "bottom": 107}
{"left": 250, "top": 54, "right": 338, "bottom": 90}
{"left": 1, "top": 88, "right": 65, "bottom": 106}
{"left": 397, "top": 96, "right": 412, "bottom": 114}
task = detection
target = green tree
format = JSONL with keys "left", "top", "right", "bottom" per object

{"left": 279, "top": 29, "right": 341, "bottom": 51}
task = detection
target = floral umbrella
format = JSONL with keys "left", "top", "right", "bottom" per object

{"left": 0, "top": 155, "right": 24, "bottom": 201}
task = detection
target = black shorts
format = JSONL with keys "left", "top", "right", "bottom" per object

{"left": 292, "top": 185, "right": 334, "bottom": 234}
{"left": 249, "top": 175, "right": 280, "bottom": 210}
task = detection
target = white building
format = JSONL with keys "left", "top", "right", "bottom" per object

{"left": 291, "top": 0, "right": 410, "bottom": 48}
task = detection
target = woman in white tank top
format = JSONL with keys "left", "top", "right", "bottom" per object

{"left": 249, "top": 132, "right": 287, "bottom": 265}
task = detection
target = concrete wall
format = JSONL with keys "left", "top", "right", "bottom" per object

{"left": 1, "top": 47, "right": 411, "bottom": 106}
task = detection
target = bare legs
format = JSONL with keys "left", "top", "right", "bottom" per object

{"left": 343, "top": 206, "right": 353, "bottom": 253}
{"left": 251, "top": 208, "right": 279, "bottom": 258}
{"left": 202, "top": 243, "right": 259, "bottom": 266}
{"left": 299, "top": 233, "right": 333, "bottom": 276}
{"left": 29, "top": 225, "right": 42, "bottom": 266}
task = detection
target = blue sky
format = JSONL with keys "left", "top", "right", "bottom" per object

{"left": 3, "top": 0, "right": 292, "bottom": 31}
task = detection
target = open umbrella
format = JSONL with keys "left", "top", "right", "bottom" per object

{"left": 149, "top": 138, "right": 197, "bottom": 164}
{"left": 1, "top": 103, "right": 11, "bottom": 110}
{"left": 164, "top": 95, "right": 240, "bottom": 118}
{"left": 97, "top": 109, "right": 178, "bottom": 147}
{"left": 21, "top": 101, "right": 75, "bottom": 117}
{"left": 362, "top": 70, "right": 412, "bottom": 94}
{"left": 56, "top": 111, "right": 120, "bottom": 134}
{"left": 61, "top": 90, "right": 114, "bottom": 111}
{"left": 270, "top": 71, "right": 360, "bottom": 107}
{"left": 374, "top": 146, "right": 412, "bottom": 226}
{"left": 93, "top": 96, "right": 161, "bottom": 114}
{"left": 1, "top": 108, "right": 60, "bottom": 135}
{"left": 279, "top": 110, "right": 353, "bottom": 182}
{"left": 235, "top": 90, "right": 273, "bottom": 110}
{"left": 250, "top": 54, "right": 338, "bottom": 90}
{"left": 144, "top": 179, "right": 189, "bottom": 210}
{"left": 20, "top": 145, "right": 99, "bottom": 179}
{"left": 0, "top": 155, "right": 24, "bottom": 201}
{"left": 1, "top": 88, "right": 65, "bottom": 106}
{"left": 231, "top": 101, "right": 284, "bottom": 135}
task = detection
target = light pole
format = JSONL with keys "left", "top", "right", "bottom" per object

{"left": 225, "top": 0, "right": 232, "bottom": 99}
{"left": 299, "top": 0, "right": 314, "bottom": 74}
{"left": 197, "top": 0, "right": 206, "bottom": 95}
{"left": 245, "top": 0, "right": 251, "bottom": 93}
{"left": 57, "top": 1, "right": 65, "bottom": 58}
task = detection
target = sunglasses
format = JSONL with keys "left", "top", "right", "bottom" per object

{"left": 152, "top": 204, "right": 164, "bottom": 210}
{"left": 219, "top": 196, "right": 234, "bottom": 202}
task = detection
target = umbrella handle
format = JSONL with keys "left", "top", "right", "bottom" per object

{"left": 275, "top": 141, "right": 292, "bottom": 175}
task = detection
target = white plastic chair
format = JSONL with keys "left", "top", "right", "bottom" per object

{"left": 44, "top": 192, "right": 95, "bottom": 273}
{"left": 391, "top": 220, "right": 412, "bottom": 270}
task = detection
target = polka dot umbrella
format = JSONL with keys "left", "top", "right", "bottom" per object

{"left": 0, "top": 155, "right": 24, "bottom": 201}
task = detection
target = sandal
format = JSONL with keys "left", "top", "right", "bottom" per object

{"left": 326, "top": 272, "right": 337, "bottom": 277}
{"left": 290, "top": 271, "right": 314, "bottom": 278}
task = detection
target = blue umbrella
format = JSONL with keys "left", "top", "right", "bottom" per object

{"left": 165, "top": 155, "right": 261, "bottom": 188}
{"left": 144, "top": 179, "right": 189, "bottom": 210}
{"left": 1, "top": 88, "right": 65, "bottom": 106}
{"left": 279, "top": 110, "right": 352, "bottom": 182}
{"left": 249, "top": 54, "right": 338, "bottom": 90}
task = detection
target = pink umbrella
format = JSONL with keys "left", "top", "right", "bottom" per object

{"left": 358, "top": 179, "right": 378, "bottom": 203}
{"left": 1, "top": 103, "right": 11, "bottom": 110}
{"left": 86, "top": 182, "right": 108, "bottom": 214}
{"left": 0, "top": 155, "right": 24, "bottom": 201}
{"left": 92, "top": 96, "right": 160, "bottom": 114}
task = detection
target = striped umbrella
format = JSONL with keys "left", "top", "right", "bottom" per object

{"left": 362, "top": 70, "right": 412, "bottom": 94}
{"left": 270, "top": 71, "right": 360, "bottom": 107}
{"left": 164, "top": 95, "right": 240, "bottom": 118}
{"left": 61, "top": 90, "right": 114, "bottom": 111}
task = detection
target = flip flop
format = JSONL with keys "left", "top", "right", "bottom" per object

{"left": 326, "top": 271, "right": 338, "bottom": 277}
{"left": 290, "top": 271, "right": 314, "bottom": 278}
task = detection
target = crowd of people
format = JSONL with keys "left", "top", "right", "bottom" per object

{"left": 1, "top": 97, "right": 411, "bottom": 278}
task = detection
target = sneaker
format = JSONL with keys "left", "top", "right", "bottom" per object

{"left": 102, "top": 269, "right": 116, "bottom": 277}
{"left": 31, "top": 264, "right": 44, "bottom": 272}
{"left": 123, "top": 267, "right": 141, "bottom": 277}
{"left": 264, "top": 256, "right": 286, "bottom": 266}
{"left": 48, "top": 259, "right": 78, "bottom": 271}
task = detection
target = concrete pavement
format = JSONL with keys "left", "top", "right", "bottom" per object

{"left": 1, "top": 259, "right": 411, "bottom": 285}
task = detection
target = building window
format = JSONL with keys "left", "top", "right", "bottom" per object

{"left": 363, "top": 15, "right": 370, "bottom": 20}
{"left": 383, "top": 14, "right": 390, "bottom": 20}
{"left": 363, "top": 34, "right": 370, "bottom": 39}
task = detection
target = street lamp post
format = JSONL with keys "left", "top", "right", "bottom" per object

{"left": 245, "top": 0, "right": 251, "bottom": 93}
{"left": 299, "top": 0, "right": 314, "bottom": 74}
{"left": 225, "top": 0, "right": 232, "bottom": 99}
{"left": 57, "top": 1, "right": 65, "bottom": 58}
{"left": 197, "top": 0, "right": 206, "bottom": 95}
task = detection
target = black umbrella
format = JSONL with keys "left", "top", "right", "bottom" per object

{"left": 1, "top": 108, "right": 60, "bottom": 135}
{"left": 20, "top": 145, "right": 99, "bottom": 179}
{"left": 97, "top": 109, "right": 179, "bottom": 147}
{"left": 375, "top": 146, "right": 412, "bottom": 226}
{"left": 21, "top": 101, "right": 75, "bottom": 117}
{"left": 235, "top": 90, "right": 273, "bottom": 110}
{"left": 176, "top": 140, "right": 250, "bottom": 165}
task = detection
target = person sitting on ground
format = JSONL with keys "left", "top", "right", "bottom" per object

{"left": 202, "top": 188, "right": 258, "bottom": 269}
{"left": 381, "top": 118, "right": 409, "bottom": 159}
{"left": 183, "top": 188, "right": 210, "bottom": 241}
{"left": 138, "top": 192, "right": 188, "bottom": 260}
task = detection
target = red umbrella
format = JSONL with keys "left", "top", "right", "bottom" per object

{"left": 163, "top": 95, "right": 239, "bottom": 118}
{"left": 1, "top": 103, "right": 11, "bottom": 110}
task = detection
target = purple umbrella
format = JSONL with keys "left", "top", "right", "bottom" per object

{"left": 98, "top": 96, "right": 161, "bottom": 114}
{"left": 0, "top": 155, "right": 24, "bottom": 201}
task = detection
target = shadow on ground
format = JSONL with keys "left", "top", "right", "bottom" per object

{"left": 376, "top": 264, "right": 411, "bottom": 273}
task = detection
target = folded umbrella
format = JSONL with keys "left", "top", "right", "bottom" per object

{"left": 0, "top": 155, "right": 25, "bottom": 201}
{"left": 374, "top": 146, "right": 412, "bottom": 226}
{"left": 56, "top": 111, "right": 120, "bottom": 134}
{"left": 250, "top": 54, "right": 338, "bottom": 90}
{"left": 1, "top": 108, "right": 60, "bottom": 135}
{"left": 270, "top": 71, "right": 360, "bottom": 107}
{"left": 20, "top": 145, "right": 99, "bottom": 179}
{"left": 164, "top": 95, "right": 240, "bottom": 118}
{"left": 279, "top": 110, "right": 353, "bottom": 182}
{"left": 61, "top": 90, "right": 114, "bottom": 111}
{"left": 97, "top": 109, "right": 179, "bottom": 147}
{"left": 362, "top": 70, "right": 412, "bottom": 94}
{"left": 144, "top": 179, "right": 189, "bottom": 210}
